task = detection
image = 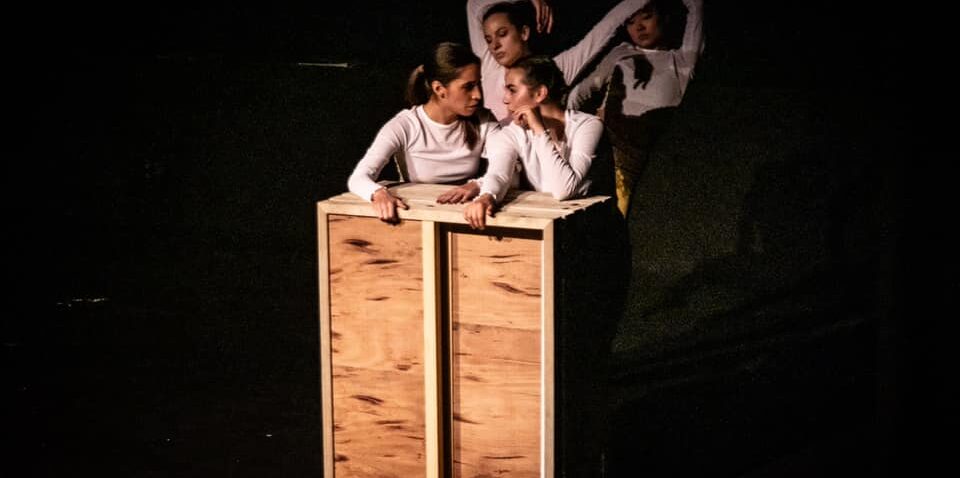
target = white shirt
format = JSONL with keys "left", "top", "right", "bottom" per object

{"left": 347, "top": 106, "right": 499, "bottom": 201}
{"left": 467, "top": 0, "right": 650, "bottom": 121}
{"left": 480, "top": 110, "right": 603, "bottom": 201}
{"left": 567, "top": 0, "right": 704, "bottom": 117}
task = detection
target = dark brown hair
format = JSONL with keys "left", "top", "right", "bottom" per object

{"left": 405, "top": 42, "right": 482, "bottom": 149}
{"left": 482, "top": 2, "right": 541, "bottom": 54}
{"left": 510, "top": 55, "right": 568, "bottom": 105}
{"left": 629, "top": 0, "right": 689, "bottom": 50}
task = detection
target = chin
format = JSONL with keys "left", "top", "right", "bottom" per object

{"left": 500, "top": 54, "right": 519, "bottom": 67}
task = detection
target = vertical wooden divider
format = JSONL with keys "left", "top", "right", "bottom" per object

{"left": 422, "top": 221, "right": 444, "bottom": 478}
{"left": 541, "top": 223, "right": 555, "bottom": 478}
{"left": 318, "top": 206, "right": 335, "bottom": 478}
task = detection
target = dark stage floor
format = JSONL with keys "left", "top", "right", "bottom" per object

{"left": 7, "top": 1, "right": 922, "bottom": 476}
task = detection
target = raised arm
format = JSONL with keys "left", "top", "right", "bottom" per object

{"left": 536, "top": 116, "right": 603, "bottom": 200}
{"left": 466, "top": 0, "right": 505, "bottom": 59}
{"left": 676, "top": 0, "right": 705, "bottom": 79}
{"left": 553, "top": 0, "right": 649, "bottom": 85}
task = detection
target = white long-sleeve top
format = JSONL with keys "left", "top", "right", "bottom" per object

{"left": 467, "top": 0, "right": 649, "bottom": 121}
{"left": 479, "top": 110, "right": 603, "bottom": 201}
{"left": 567, "top": 0, "right": 703, "bottom": 116}
{"left": 347, "top": 105, "right": 500, "bottom": 201}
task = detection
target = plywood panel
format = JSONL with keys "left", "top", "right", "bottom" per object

{"left": 328, "top": 215, "right": 426, "bottom": 477}
{"left": 448, "top": 230, "right": 543, "bottom": 478}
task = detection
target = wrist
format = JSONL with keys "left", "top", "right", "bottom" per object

{"left": 473, "top": 193, "right": 494, "bottom": 205}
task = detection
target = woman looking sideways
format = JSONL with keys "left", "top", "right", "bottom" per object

{"left": 347, "top": 42, "right": 499, "bottom": 223}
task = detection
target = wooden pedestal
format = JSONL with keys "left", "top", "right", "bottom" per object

{"left": 317, "top": 183, "right": 621, "bottom": 477}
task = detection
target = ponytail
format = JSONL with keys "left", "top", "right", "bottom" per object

{"left": 405, "top": 64, "right": 430, "bottom": 107}
{"left": 404, "top": 42, "right": 482, "bottom": 149}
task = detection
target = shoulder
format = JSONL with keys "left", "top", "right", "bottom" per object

{"left": 378, "top": 107, "right": 419, "bottom": 130}
{"left": 375, "top": 107, "right": 422, "bottom": 143}
{"left": 566, "top": 110, "right": 604, "bottom": 139}
{"left": 488, "top": 121, "right": 525, "bottom": 147}
{"left": 567, "top": 110, "right": 602, "bottom": 129}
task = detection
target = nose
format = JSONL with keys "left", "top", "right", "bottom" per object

{"left": 491, "top": 38, "right": 501, "bottom": 51}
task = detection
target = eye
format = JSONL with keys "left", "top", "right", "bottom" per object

{"left": 484, "top": 35, "right": 492, "bottom": 44}
{"left": 497, "top": 28, "right": 508, "bottom": 37}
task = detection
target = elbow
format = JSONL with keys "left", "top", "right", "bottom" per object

{"left": 550, "top": 185, "right": 577, "bottom": 201}
{"left": 547, "top": 174, "right": 587, "bottom": 201}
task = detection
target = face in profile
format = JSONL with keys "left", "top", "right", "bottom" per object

{"left": 625, "top": 9, "right": 663, "bottom": 49}
{"left": 437, "top": 63, "right": 483, "bottom": 117}
{"left": 502, "top": 67, "right": 540, "bottom": 114}
{"left": 483, "top": 12, "right": 531, "bottom": 67}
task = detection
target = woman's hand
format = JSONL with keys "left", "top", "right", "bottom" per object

{"left": 530, "top": 0, "right": 554, "bottom": 34}
{"left": 371, "top": 187, "right": 408, "bottom": 223}
{"left": 464, "top": 193, "right": 496, "bottom": 230}
{"left": 436, "top": 181, "right": 480, "bottom": 204}
{"left": 512, "top": 105, "right": 546, "bottom": 135}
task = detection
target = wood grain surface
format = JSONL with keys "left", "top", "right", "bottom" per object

{"left": 447, "top": 230, "right": 544, "bottom": 478}
{"left": 328, "top": 215, "right": 426, "bottom": 477}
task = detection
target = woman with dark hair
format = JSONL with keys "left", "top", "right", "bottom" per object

{"left": 467, "top": 0, "right": 649, "bottom": 121}
{"left": 567, "top": 0, "right": 704, "bottom": 216}
{"left": 460, "top": 56, "right": 608, "bottom": 229}
{"left": 347, "top": 42, "right": 499, "bottom": 223}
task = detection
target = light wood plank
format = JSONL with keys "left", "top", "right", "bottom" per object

{"left": 319, "top": 207, "right": 335, "bottom": 478}
{"left": 541, "top": 223, "right": 555, "bottom": 478}
{"left": 329, "top": 215, "right": 426, "bottom": 477}
{"left": 422, "top": 221, "right": 444, "bottom": 478}
{"left": 447, "top": 230, "right": 543, "bottom": 478}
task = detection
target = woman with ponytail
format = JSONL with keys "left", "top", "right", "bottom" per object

{"left": 347, "top": 42, "right": 499, "bottom": 223}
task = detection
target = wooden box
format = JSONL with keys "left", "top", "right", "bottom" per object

{"left": 317, "top": 183, "right": 625, "bottom": 477}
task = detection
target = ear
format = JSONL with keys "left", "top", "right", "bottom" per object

{"left": 431, "top": 80, "right": 446, "bottom": 99}
{"left": 533, "top": 84, "right": 549, "bottom": 103}
{"left": 520, "top": 25, "right": 530, "bottom": 42}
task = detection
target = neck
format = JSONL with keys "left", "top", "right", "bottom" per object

{"left": 423, "top": 100, "right": 458, "bottom": 125}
